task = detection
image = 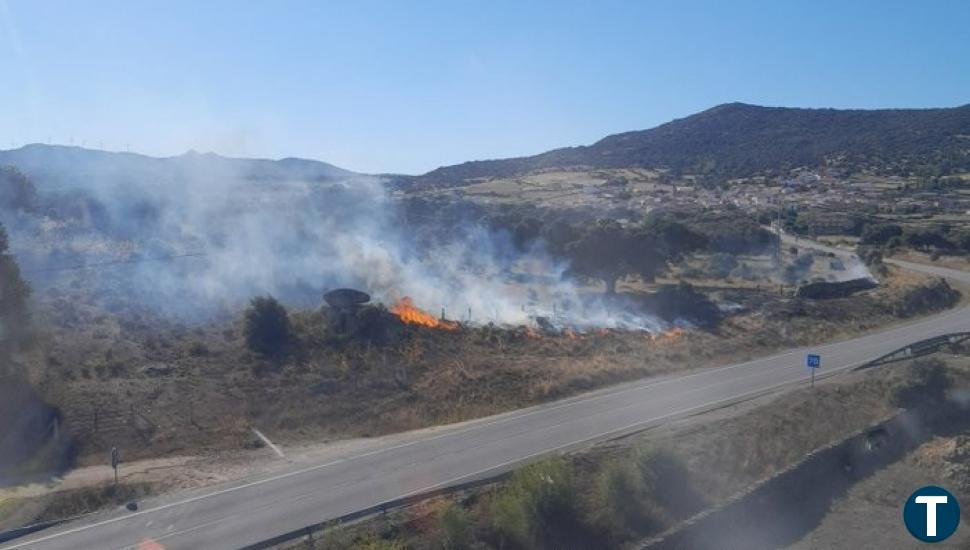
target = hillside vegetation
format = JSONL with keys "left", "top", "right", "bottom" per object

{"left": 404, "top": 103, "right": 970, "bottom": 188}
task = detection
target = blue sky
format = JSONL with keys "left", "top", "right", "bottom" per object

{"left": 1, "top": 1, "right": 968, "bottom": 174}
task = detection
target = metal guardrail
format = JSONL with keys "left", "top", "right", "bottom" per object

{"left": 0, "top": 520, "right": 67, "bottom": 545}
{"left": 238, "top": 472, "right": 513, "bottom": 550}
{"left": 856, "top": 332, "right": 970, "bottom": 370}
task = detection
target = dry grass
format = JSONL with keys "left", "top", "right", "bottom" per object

{"left": 16, "top": 263, "right": 959, "bottom": 468}
{"left": 892, "top": 248, "right": 970, "bottom": 272}
{"left": 0, "top": 482, "right": 155, "bottom": 528}
{"left": 419, "top": 168, "right": 661, "bottom": 211}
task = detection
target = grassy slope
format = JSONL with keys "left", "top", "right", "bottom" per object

{"left": 16, "top": 262, "right": 957, "bottom": 469}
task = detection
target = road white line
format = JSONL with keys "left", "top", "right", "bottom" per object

{"left": 111, "top": 353, "right": 879, "bottom": 550}
{"left": 379, "top": 354, "right": 875, "bottom": 506}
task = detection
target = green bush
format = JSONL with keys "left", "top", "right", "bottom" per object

{"left": 354, "top": 534, "right": 407, "bottom": 550}
{"left": 491, "top": 488, "right": 532, "bottom": 549}
{"left": 489, "top": 458, "right": 577, "bottom": 549}
{"left": 0, "top": 167, "right": 39, "bottom": 213}
{"left": 891, "top": 278, "right": 960, "bottom": 318}
{"left": 0, "top": 223, "right": 31, "bottom": 374}
{"left": 589, "top": 460, "right": 662, "bottom": 540}
{"left": 244, "top": 295, "right": 292, "bottom": 357}
{"left": 860, "top": 223, "right": 902, "bottom": 246}
{"left": 438, "top": 503, "right": 473, "bottom": 549}
{"left": 892, "top": 358, "right": 950, "bottom": 409}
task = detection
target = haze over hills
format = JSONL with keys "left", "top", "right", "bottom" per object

{"left": 0, "top": 144, "right": 357, "bottom": 191}
{"left": 4, "top": 102, "right": 969, "bottom": 193}
{"left": 405, "top": 102, "right": 970, "bottom": 189}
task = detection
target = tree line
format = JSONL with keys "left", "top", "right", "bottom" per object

{"left": 860, "top": 222, "right": 970, "bottom": 253}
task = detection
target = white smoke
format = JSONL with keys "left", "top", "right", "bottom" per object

{"left": 11, "top": 159, "right": 664, "bottom": 331}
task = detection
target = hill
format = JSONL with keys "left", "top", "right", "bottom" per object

{"left": 0, "top": 144, "right": 357, "bottom": 191}
{"left": 404, "top": 102, "right": 970, "bottom": 188}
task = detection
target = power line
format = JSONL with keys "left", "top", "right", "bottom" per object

{"left": 24, "top": 252, "right": 208, "bottom": 274}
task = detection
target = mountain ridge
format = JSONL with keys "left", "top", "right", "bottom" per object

{"left": 0, "top": 144, "right": 358, "bottom": 190}
{"left": 404, "top": 102, "right": 970, "bottom": 188}
{"left": 5, "top": 102, "right": 970, "bottom": 191}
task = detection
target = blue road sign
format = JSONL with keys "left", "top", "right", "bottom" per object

{"left": 806, "top": 353, "right": 821, "bottom": 369}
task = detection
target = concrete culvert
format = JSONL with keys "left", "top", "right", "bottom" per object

{"left": 865, "top": 428, "right": 889, "bottom": 451}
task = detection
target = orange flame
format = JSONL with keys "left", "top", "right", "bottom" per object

{"left": 391, "top": 297, "right": 458, "bottom": 330}
{"left": 649, "top": 327, "right": 686, "bottom": 344}
{"left": 525, "top": 326, "right": 542, "bottom": 339}
{"left": 563, "top": 328, "right": 580, "bottom": 340}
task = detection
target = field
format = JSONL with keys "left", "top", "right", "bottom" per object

{"left": 410, "top": 168, "right": 665, "bottom": 212}
{"left": 14, "top": 263, "right": 952, "bottom": 466}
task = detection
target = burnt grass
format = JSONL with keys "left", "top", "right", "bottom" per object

{"left": 18, "top": 267, "right": 961, "bottom": 466}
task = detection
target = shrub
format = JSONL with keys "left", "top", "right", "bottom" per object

{"left": 589, "top": 460, "right": 660, "bottom": 541}
{"left": 645, "top": 282, "right": 722, "bottom": 328}
{"left": 438, "top": 503, "right": 473, "bottom": 549}
{"left": 490, "top": 489, "right": 532, "bottom": 549}
{"left": 635, "top": 446, "right": 705, "bottom": 518}
{"left": 0, "top": 167, "right": 39, "bottom": 213}
{"left": 904, "top": 226, "right": 955, "bottom": 251}
{"left": 0, "top": 224, "right": 31, "bottom": 365}
{"left": 244, "top": 295, "right": 292, "bottom": 356}
{"left": 783, "top": 252, "right": 815, "bottom": 284}
{"left": 354, "top": 534, "right": 407, "bottom": 550}
{"left": 891, "top": 278, "right": 960, "bottom": 318}
{"left": 489, "top": 458, "right": 577, "bottom": 549}
{"left": 706, "top": 253, "right": 739, "bottom": 279}
{"left": 586, "top": 447, "right": 699, "bottom": 543}
{"left": 892, "top": 358, "right": 950, "bottom": 409}
{"left": 860, "top": 223, "right": 902, "bottom": 246}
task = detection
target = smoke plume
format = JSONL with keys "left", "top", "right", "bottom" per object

{"left": 3, "top": 149, "right": 663, "bottom": 331}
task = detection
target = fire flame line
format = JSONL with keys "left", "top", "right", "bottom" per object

{"left": 391, "top": 297, "right": 459, "bottom": 330}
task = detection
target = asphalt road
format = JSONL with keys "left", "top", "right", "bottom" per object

{"left": 6, "top": 261, "right": 970, "bottom": 550}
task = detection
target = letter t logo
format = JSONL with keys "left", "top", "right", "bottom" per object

{"left": 915, "top": 495, "right": 948, "bottom": 537}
